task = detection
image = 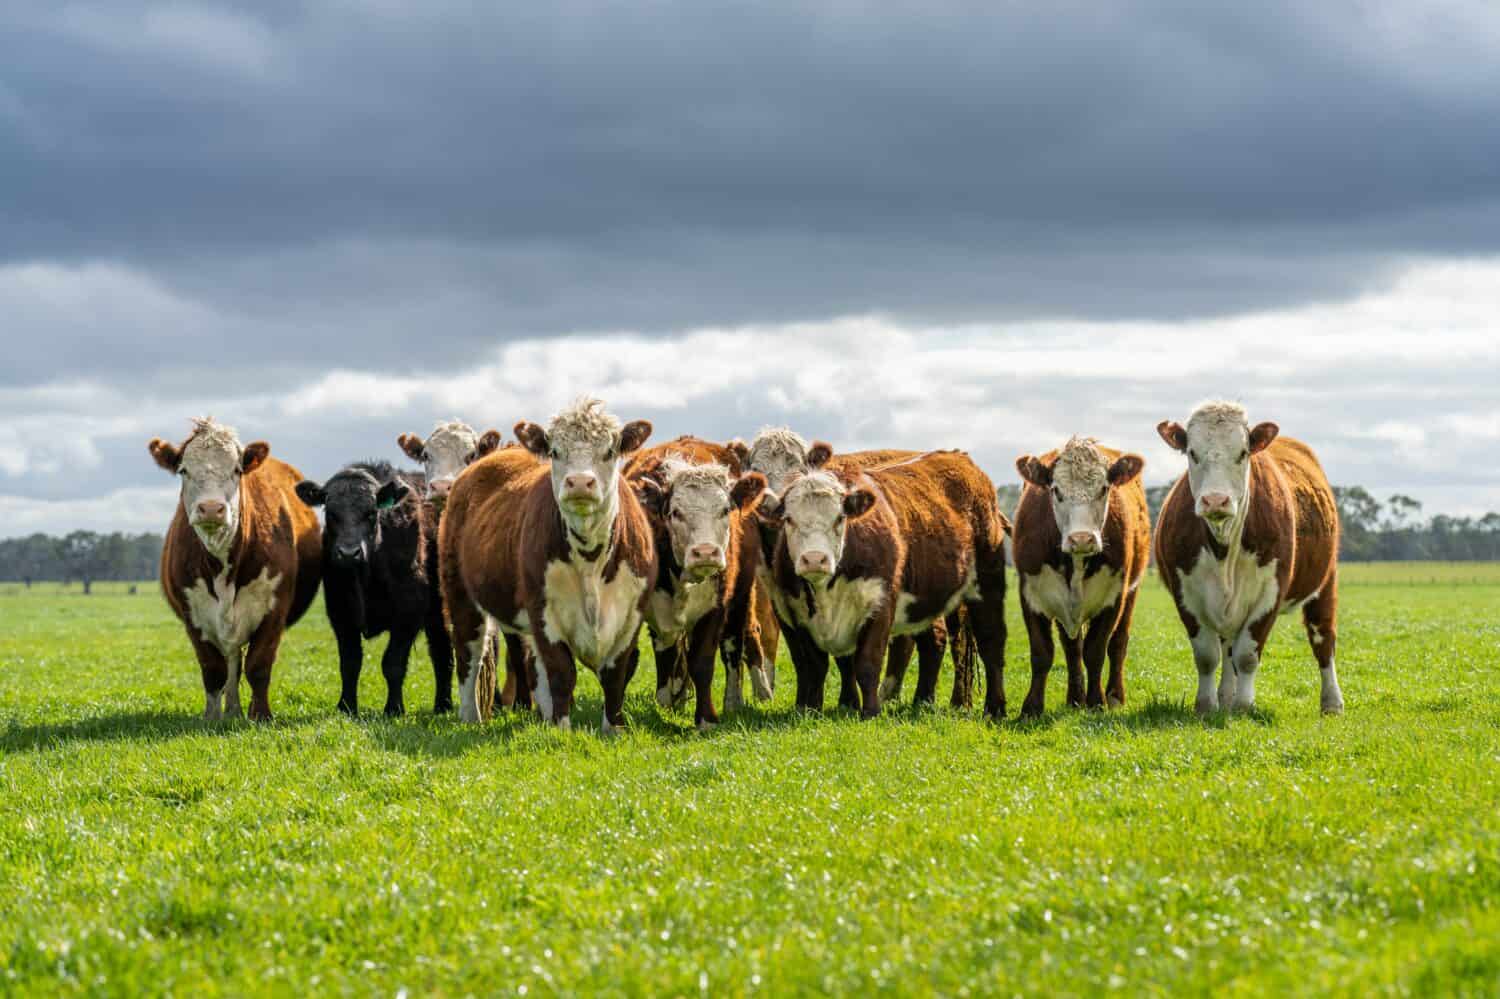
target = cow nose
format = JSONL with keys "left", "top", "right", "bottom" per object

{"left": 797, "top": 551, "right": 832, "bottom": 576}
{"left": 336, "top": 543, "right": 364, "bottom": 562}
{"left": 1201, "top": 493, "right": 1232, "bottom": 517}
{"left": 563, "top": 473, "right": 597, "bottom": 493}
{"left": 430, "top": 478, "right": 453, "bottom": 497}
{"left": 688, "top": 543, "right": 721, "bottom": 563}
{"left": 1067, "top": 531, "right": 1100, "bottom": 554}
{"left": 196, "top": 500, "right": 226, "bottom": 521}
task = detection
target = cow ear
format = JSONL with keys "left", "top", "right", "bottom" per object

{"left": 725, "top": 438, "right": 750, "bottom": 469}
{"left": 294, "top": 480, "right": 326, "bottom": 507}
{"left": 618, "top": 420, "right": 652, "bottom": 455}
{"left": 842, "top": 488, "right": 877, "bottom": 520}
{"left": 633, "top": 476, "right": 666, "bottom": 518}
{"left": 515, "top": 421, "right": 550, "bottom": 457}
{"left": 241, "top": 441, "right": 270, "bottom": 475}
{"left": 1108, "top": 453, "right": 1145, "bottom": 486}
{"left": 397, "top": 433, "right": 426, "bottom": 463}
{"left": 376, "top": 479, "right": 410, "bottom": 510}
{"left": 1015, "top": 455, "right": 1051, "bottom": 488}
{"left": 807, "top": 441, "right": 834, "bottom": 469}
{"left": 148, "top": 438, "right": 182, "bottom": 473}
{"left": 473, "top": 429, "right": 502, "bottom": 460}
{"left": 1248, "top": 422, "right": 1279, "bottom": 454}
{"left": 730, "top": 472, "right": 768, "bottom": 511}
{"left": 1157, "top": 421, "right": 1188, "bottom": 452}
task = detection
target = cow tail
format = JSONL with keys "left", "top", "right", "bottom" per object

{"left": 949, "top": 606, "right": 978, "bottom": 711}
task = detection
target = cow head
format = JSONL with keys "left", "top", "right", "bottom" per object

{"left": 761, "top": 470, "right": 876, "bottom": 583}
{"left": 637, "top": 460, "right": 766, "bottom": 579}
{"left": 515, "top": 397, "right": 651, "bottom": 525}
{"left": 397, "top": 421, "right": 502, "bottom": 503}
{"left": 743, "top": 427, "right": 819, "bottom": 503}
{"left": 148, "top": 418, "right": 267, "bottom": 557}
{"left": 1017, "top": 437, "right": 1144, "bottom": 557}
{"left": 1158, "top": 401, "right": 1278, "bottom": 542}
{"left": 295, "top": 466, "right": 409, "bottom": 569}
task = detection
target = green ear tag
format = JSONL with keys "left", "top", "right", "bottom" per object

{"left": 377, "top": 495, "right": 397, "bottom": 510}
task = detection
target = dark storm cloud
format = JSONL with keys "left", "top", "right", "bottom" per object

{"left": 3, "top": 1, "right": 1500, "bottom": 381}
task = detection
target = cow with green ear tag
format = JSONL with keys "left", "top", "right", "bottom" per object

{"left": 295, "top": 460, "right": 441, "bottom": 718}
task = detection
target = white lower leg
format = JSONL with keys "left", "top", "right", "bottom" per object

{"left": 1231, "top": 634, "right": 1259, "bottom": 712}
{"left": 222, "top": 652, "right": 243, "bottom": 718}
{"left": 1192, "top": 631, "right": 1221, "bottom": 713}
{"left": 1216, "top": 640, "right": 1237, "bottom": 706}
{"left": 1320, "top": 661, "right": 1345, "bottom": 714}
{"left": 724, "top": 664, "right": 744, "bottom": 711}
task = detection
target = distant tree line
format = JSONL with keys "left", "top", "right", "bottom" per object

{"left": 994, "top": 484, "right": 1500, "bottom": 562}
{"left": 0, "top": 532, "right": 163, "bottom": 593}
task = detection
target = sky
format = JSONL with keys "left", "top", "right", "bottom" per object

{"left": 3, "top": 1, "right": 1499, "bottom": 537}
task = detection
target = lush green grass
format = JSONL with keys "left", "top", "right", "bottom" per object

{"left": 1, "top": 564, "right": 1497, "bottom": 996}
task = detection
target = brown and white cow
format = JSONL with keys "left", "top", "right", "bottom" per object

{"left": 739, "top": 429, "right": 954, "bottom": 709}
{"left": 760, "top": 448, "right": 1010, "bottom": 718}
{"left": 629, "top": 456, "right": 767, "bottom": 730}
{"left": 395, "top": 420, "right": 515, "bottom": 711}
{"left": 149, "top": 418, "right": 322, "bottom": 721}
{"left": 1013, "top": 437, "right": 1149, "bottom": 716}
{"left": 1155, "top": 401, "right": 1345, "bottom": 715}
{"left": 439, "top": 398, "right": 657, "bottom": 732}
{"left": 626, "top": 436, "right": 777, "bottom": 719}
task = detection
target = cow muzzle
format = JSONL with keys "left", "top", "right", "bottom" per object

{"left": 428, "top": 478, "right": 454, "bottom": 500}
{"left": 796, "top": 550, "right": 833, "bottom": 580}
{"left": 194, "top": 499, "right": 228, "bottom": 525}
{"left": 560, "top": 473, "right": 602, "bottom": 508}
{"left": 1199, "top": 492, "right": 1234, "bottom": 522}
{"left": 684, "top": 544, "right": 725, "bottom": 577}
{"left": 1063, "top": 531, "right": 1102, "bottom": 557}
{"left": 333, "top": 543, "right": 367, "bottom": 567}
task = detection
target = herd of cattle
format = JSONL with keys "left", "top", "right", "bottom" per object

{"left": 146, "top": 397, "right": 1345, "bottom": 731}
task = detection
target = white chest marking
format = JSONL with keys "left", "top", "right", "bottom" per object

{"left": 183, "top": 567, "right": 282, "bottom": 657}
{"left": 773, "top": 575, "right": 885, "bottom": 657}
{"left": 890, "top": 565, "right": 978, "bottom": 637}
{"left": 1023, "top": 563, "right": 1124, "bottom": 639}
{"left": 542, "top": 556, "right": 649, "bottom": 671}
{"left": 646, "top": 576, "right": 719, "bottom": 649}
{"left": 1180, "top": 547, "right": 1280, "bottom": 640}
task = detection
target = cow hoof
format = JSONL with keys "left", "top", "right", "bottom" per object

{"left": 1232, "top": 699, "right": 1256, "bottom": 714}
{"left": 555, "top": 715, "right": 572, "bottom": 732}
{"left": 337, "top": 700, "right": 357, "bottom": 717}
{"left": 1321, "top": 695, "right": 1345, "bottom": 716}
{"left": 696, "top": 720, "right": 717, "bottom": 734}
{"left": 878, "top": 677, "right": 900, "bottom": 703}
{"left": 433, "top": 700, "right": 453, "bottom": 714}
{"left": 383, "top": 705, "right": 404, "bottom": 719}
{"left": 1020, "top": 701, "right": 1044, "bottom": 719}
{"left": 458, "top": 703, "right": 481, "bottom": 724}
{"left": 1194, "top": 695, "right": 1219, "bottom": 715}
{"left": 750, "top": 667, "right": 774, "bottom": 701}
{"left": 655, "top": 686, "right": 674, "bottom": 708}
{"left": 1106, "top": 695, "right": 1124, "bottom": 708}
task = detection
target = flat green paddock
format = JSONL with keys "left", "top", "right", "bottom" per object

{"left": 1, "top": 563, "right": 1496, "bottom": 996}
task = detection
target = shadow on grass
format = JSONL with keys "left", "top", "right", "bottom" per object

{"left": 0, "top": 709, "right": 318, "bottom": 753}
{"left": 990, "top": 696, "right": 1275, "bottom": 732}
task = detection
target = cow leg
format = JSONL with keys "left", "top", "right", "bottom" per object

{"left": 1081, "top": 605, "right": 1117, "bottom": 710}
{"left": 334, "top": 622, "right": 364, "bottom": 716}
{"left": 912, "top": 622, "right": 946, "bottom": 705}
{"left": 243, "top": 620, "right": 286, "bottom": 723}
{"left": 1216, "top": 638, "right": 1237, "bottom": 708}
{"left": 853, "top": 611, "right": 896, "bottom": 720}
{"left": 450, "top": 598, "right": 491, "bottom": 723}
{"left": 1303, "top": 577, "right": 1344, "bottom": 715}
{"left": 1191, "top": 628, "right": 1223, "bottom": 714}
{"left": 721, "top": 634, "right": 745, "bottom": 715}
{"left": 785, "top": 625, "right": 828, "bottom": 712}
{"left": 688, "top": 611, "right": 725, "bottom": 732}
{"left": 653, "top": 637, "right": 690, "bottom": 709}
{"left": 969, "top": 564, "right": 1010, "bottom": 719}
{"left": 380, "top": 625, "right": 420, "bottom": 718}
{"left": 1105, "top": 587, "right": 1139, "bottom": 708}
{"left": 1020, "top": 601, "right": 1055, "bottom": 718}
{"left": 834, "top": 657, "right": 861, "bottom": 711}
{"left": 222, "top": 648, "right": 244, "bottom": 720}
{"left": 599, "top": 654, "right": 631, "bottom": 737}
{"left": 1230, "top": 611, "right": 1278, "bottom": 713}
{"left": 191, "top": 635, "right": 230, "bottom": 721}
{"left": 424, "top": 603, "right": 455, "bottom": 714}
{"left": 1058, "top": 622, "right": 1085, "bottom": 709}
{"left": 530, "top": 628, "right": 578, "bottom": 730}
{"left": 720, "top": 575, "right": 752, "bottom": 714}
{"left": 880, "top": 635, "right": 915, "bottom": 705}
{"left": 503, "top": 634, "right": 533, "bottom": 711}
{"left": 748, "top": 585, "right": 780, "bottom": 701}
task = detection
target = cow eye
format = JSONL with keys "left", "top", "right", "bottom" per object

{"left": 1189, "top": 449, "right": 1199, "bottom": 463}
{"left": 720, "top": 507, "right": 731, "bottom": 518}
{"left": 1051, "top": 486, "right": 1062, "bottom": 500}
{"left": 1238, "top": 449, "right": 1249, "bottom": 462}
{"left": 1098, "top": 485, "right": 1108, "bottom": 499}
{"left": 671, "top": 509, "right": 685, "bottom": 521}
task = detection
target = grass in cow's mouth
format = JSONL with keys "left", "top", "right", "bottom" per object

{"left": 0, "top": 561, "right": 1497, "bottom": 995}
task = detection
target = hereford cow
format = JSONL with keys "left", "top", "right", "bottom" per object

{"left": 760, "top": 448, "right": 1010, "bottom": 718}
{"left": 149, "top": 418, "right": 321, "bottom": 721}
{"left": 294, "top": 461, "right": 450, "bottom": 717}
{"left": 1155, "top": 401, "right": 1345, "bottom": 715}
{"left": 1012, "top": 437, "right": 1149, "bottom": 716}
{"left": 395, "top": 421, "right": 516, "bottom": 711}
{"left": 739, "top": 429, "right": 958, "bottom": 709}
{"left": 439, "top": 398, "right": 657, "bottom": 731}
{"left": 626, "top": 436, "right": 777, "bottom": 715}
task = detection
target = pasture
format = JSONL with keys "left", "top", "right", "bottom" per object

{"left": 1, "top": 563, "right": 1497, "bottom": 996}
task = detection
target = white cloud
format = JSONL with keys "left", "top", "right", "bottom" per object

{"left": 0, "top": 486, "right": 179, "bottom": 536}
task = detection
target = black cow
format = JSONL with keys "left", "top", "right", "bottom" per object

{"left": 295, "top": 461, "right": 451, "bottom": 716}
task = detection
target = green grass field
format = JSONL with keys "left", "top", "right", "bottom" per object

{"left": 2, "top": 563, "right": 1497, "bottom": 996}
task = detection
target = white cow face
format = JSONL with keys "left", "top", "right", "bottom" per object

{"left": 1017, "top": 437, "right": 1144, "bottom": 557}
{"left": 397, "top": 422, "right": 501, "bottom": 502}
{"left": 763, "top": 471, "right": 876, "bottom": 582}
{"left": 1158, "top": 402, "right": 1278, "bottom": 542}
{"left": 638, "top": 462, "right": 767, "bottom": 579}
{"left": 515, "top": 398, "right": 651, "bottom": 519}
{"left": 149, "top": 419, "right": 268, "bottom": 555}
{"left": 744, "top": 428, "right": 824, "bottom": 502}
